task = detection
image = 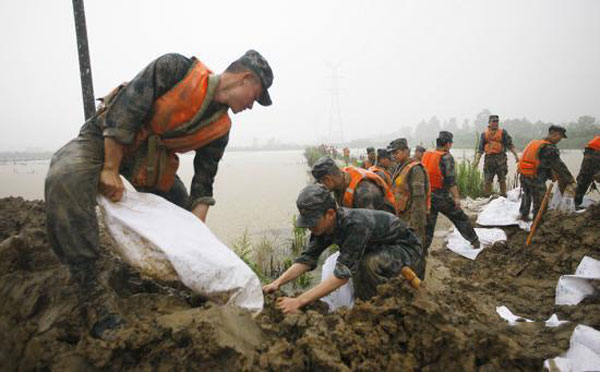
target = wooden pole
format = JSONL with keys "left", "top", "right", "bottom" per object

{"left": 72, "top": 0, "right": 95, "bottom": 120}
{"left": 526, "top": 182, "right": 554, "bottom": 246}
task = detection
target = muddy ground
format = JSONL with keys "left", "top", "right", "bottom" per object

{"left": 0, "top": 196, "right": 599, "bottom": 371}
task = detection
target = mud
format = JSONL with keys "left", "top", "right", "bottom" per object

{"left": 0, "top": 196, "right": 599, "bottom": 370}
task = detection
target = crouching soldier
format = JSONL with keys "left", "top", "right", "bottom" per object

{"left": 263, "top": 184, "right": 425, "bottom": 313}
{"left": 312, "top": 156, "right": 396, "bottom": 214}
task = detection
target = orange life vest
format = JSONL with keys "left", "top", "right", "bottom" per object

{"left": 122, "top": 59, "right": 231, "bottom": 192}
{"left": 484, "top": 128, "right": 504, "bottom": 154}
{"left": 587, "top": 135, "right": 600, "bottom": 151}
{"left": 341, "top": 166, "right": 395, "bottom": 209}
{"left": 421, "top": 150, "right": 446, "bottom": 191}
{"left": 392, "top": 160, "right": 431, "bottom": 213}
{"left": 518, "top": 139, "right": 551, "bottom": 178}
{"left": 368, "top": 165, "right": 393, "bottom": 187}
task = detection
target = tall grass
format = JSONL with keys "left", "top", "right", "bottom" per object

{"left": 456, "top": 159, "right": 485, "bottom": 198}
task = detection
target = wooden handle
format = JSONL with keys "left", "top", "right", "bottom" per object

{"left": 526, "top": 182, "right": 554, "bottom": 246}
{"left": 401, "top": 266, "right": 421, "bottom": 289}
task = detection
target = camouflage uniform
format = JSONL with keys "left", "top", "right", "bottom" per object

{"left": 295, "top": 207, "right": 425, "bottom": 300}
{"left": 575, "top": 147, "right": 600, "bottom": 207}
{"left": 45, "top": 54, "right": 231, "bottom": 270}
{"left": 477, "top": 130, "right": 515, "bottom": 184}
{"left": 391, "top": 160, "right": 428, "bottom": 251}
{"left": 519, "top": 143, "right": 574, "bottom": 218}
{"left": 425, "top": 152, "right": 478, "bottom": 250}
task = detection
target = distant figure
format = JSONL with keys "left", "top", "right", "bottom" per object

{"left": 473, "top": 115, "right": 520, "bottom": 197}
{"left": 343, "top": 147, "right": 350, "bottom": 165}
{"left": 414, "top": 145, "right": 426, "bottom": 161}
{"left": 361, "top": 147, "right": 376, "bottom": 169}
{"left": 368, "top": 148, "right": 393, "bottom": 187}
{"left": 262, "top": 184, "right": 425, "bottom": 313}
{"left": 518, "top": 125, "right": 575, "bottom": 220}
{"left": 311, "top": 156, "right": 395, "bottom": 213}
{"left": 422, "top": 131, "right": 480, "bottom": 250}
{"left": 575, "top": 134, "right": 600, "bottom": 208}
{"left": 388, "top": 138, "right": 430, "bottom": 253}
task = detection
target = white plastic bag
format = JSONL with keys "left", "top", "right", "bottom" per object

{"left": 97, "top": 178, "right": 264, "bottom": 312}
{"left": 544, "top": 325, "right": 600, "bottom": 371}
{"left": 320, "top": 251, "right": 354, "bottom": 312}
{"left": 555, "top": 256, "right": 600, "bottom": 306}
{"left": 476, "top": 189, "right": 532, "bottom": 231}
{"left": 445, "top": 227, "right": 507, "bottom": 260}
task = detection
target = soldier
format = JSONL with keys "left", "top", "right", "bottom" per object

{"left": 311, "top": 156, "right": 395, "bottom": 214}
{"left": 362, "top": 147, "right": 376, "bottom": 169}
{"left": 368, "top": 148, "right": 393, "bottom": 187}
{"left": 414, "top": 145, "right": 426, "bottom": 161}
{"left": 473, "top": 115, "right": 520, "bottom": 197}
{"left": 575, "top": 134, "right": 600, "bottom": 208}
{"left": 518, "top": 125, "right": 576, "bottom": 220}
{"left": 263, "top": 184, "right": 425, "bottom": 313}
{"left": 45, "top": 50, "right": 273, "bottom": 332}
{"left": 343, "top": 146, "right": 351, "bottom": 165}
{"left": 423, "top": 131, "right": 480, "bottom": 250}
{"left": 388, "top": 138, "right": 430, "bottom": 252}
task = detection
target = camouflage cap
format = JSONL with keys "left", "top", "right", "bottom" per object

{"left": 489, "top": 115, "right": 499, "bottom": 122}
{"left": 296, "top": 184, "right": 336, "bottom": 228}
{"left": 311, "top": 156, "right": 340, "bottom": 180}
{"left": 366, "top": 147, "right": 375, "bottom": 154}
{"left": 377, "top": 148, "right": 391, "bottom": 159}
{"left": 415, "top": 145, "right": 426, "bottom": 153}
{"left": 437, "top": 131, "right": 454, "bottom": 143}
{"left": 549, "top": 124, "right": 568, "bottom": 138}
{"left": 387, "top": 138, "right": 409, "bottom": 152}
{"left": 237, "top": 49, "right": 273, "bottom": 106}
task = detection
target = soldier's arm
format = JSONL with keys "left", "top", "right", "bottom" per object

{"left": 409, "top": 166, "right": 428, "bottom": 219}
{"left": 543, "top": 146, "right": 575, "bottom": 189}
{"left": 190, "top": 132, "right": 230, "bottom": 220}
{"left": 477, "top": 133, "right": 486, "bottom": 154}
{"left": 441, "top": 154, "right": 461, "bottom": 207}
{"left": 293, "top": 234, "right": 333, "bottom": 271}
{"left": 503, "top": 130, "right": 519, "bottom": 161}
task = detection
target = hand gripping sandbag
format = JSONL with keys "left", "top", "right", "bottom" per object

{"left": 97, "top": 178, "right": 263, "bottom": 312}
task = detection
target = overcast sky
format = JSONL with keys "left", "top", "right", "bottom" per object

{"left": 0, "top": 0, "right": 599, "bottom": 151}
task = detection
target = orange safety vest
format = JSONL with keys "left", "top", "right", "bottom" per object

{"left": 341, "top": 166, "right": 396, "bottom": 208}
{"left": 368, "top": 165, "right": 393, "bottom": 187}
{"left": 421, "top": 150, "right": 447, "bottom": 191}
{"left": 518, "top": 139, "right": 551, "bottom": 178}
{"left": 119, "top": 59, "right": 231, "bottom": 192}
{"left": 392, "top": 160, "right": 431, "bottom": 213}
{"left": 484, "top": 128, "right": 504, "bottom": 154}
{"left": 587, "top": 135, "right": 600, "bottom": 151}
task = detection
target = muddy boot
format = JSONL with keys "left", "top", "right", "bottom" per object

{"left": 483, "top": 181, "right": 493, "bottom": 197}
{"left": 471, "top": 239, "right": 481, "bottom": 249}
{"left": 499, "top": 181, "right": 507, "bottom": 198}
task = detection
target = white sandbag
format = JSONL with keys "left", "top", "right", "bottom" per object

{"left": 555, "top": 256, "right": 600, "bottom": 306}
{"left": 97, "top": 178, "right": 263, "bottom": 312}
{"left": 496, "top": 305, "right": 568, "bottom": 327}
{"left": 320, "top": 251, "right": 354, "bottom": 312}
{"left": 550, "top": 188, "right": 596, "bottom": 214}
{"left": 544, "top": 325, "right": 600, "bottom": 371}
{"left": 476, "top": 188, "right": 532, "bottom": 231}
{"left": 446, "top": 227, "right": 507, "bottom": 260}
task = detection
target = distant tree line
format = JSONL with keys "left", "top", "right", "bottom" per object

{"left": 348, "top": 109, "right": 600, "bottom": 150}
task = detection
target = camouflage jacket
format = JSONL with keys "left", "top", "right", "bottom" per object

{"left": 87, "top": 53, "right": 229, "bottom": 207}
{"left": 295, "top": 207, "right": 423, "bottom": 279}
{"left": 534, "top": 144, "right": 574, "bottom": 186}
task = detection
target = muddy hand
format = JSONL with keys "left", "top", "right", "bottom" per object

{"left": 262, "top": 282, "right": 280, "bottom": 294}
{"left": 276, "top": 297, "right": 302, "bottom": 314}
{"left": 98, "top": 168, "right": 125, "bottom": 202}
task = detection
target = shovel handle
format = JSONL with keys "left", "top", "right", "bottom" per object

{"left": 526, "top": 182, "right": 554, "bottom": 246}
{"left": 401, "top": 266, "right": 421, "bottom": 289}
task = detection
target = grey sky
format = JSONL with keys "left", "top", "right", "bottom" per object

{"left": 0, "top": 0, "right": 599, "bottom": 151}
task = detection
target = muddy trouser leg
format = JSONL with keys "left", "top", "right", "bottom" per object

{"left": 575, "top": 156, "right": 597, "bottom": 206}
{"left": 496, "top": 158, "right": 508, "bottom": 197}
{"left": 353, "top": 243, "right": 425, "bottom": 301}
{"left": 436, "top": 192, "right": 479, "bottom": 244}
{"left": 519, "top": 176, "right": 533, "bottom": 217}
{"left": 483, "top": 160, "right": 495, "bottom": 196}
{"left": 424, "top": 202, "right": 440, "bottom": 251}
{"left": 143, "top": 175, "right": 191, "bottom": 209}
{"left": 531, "top": 182, "right": 547, "bottom": 218}
{"left": 45, "top": 135, "right": 104, "bottom": 275}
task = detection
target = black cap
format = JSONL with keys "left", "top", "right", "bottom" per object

{"left": 415, "top": 145, "right": 426, "bottom": 153}
{"left": 438, "top": 131, "right": 454, "bottom": 143}
{"left": 311, "top": 156, "right": 339, "bottom": 180}
{"left": 236, "top": 49, "right": 273, "bottom": 106}
{"left": 366, "top": 147, "right": 375, "bottom": 154}
{"left": 489, "top": 115, "right": 499, "bottom": 122}
{"left": 549, "top": 125, "right": 568, "bottom": 138}
{"left": 296, "top": 185, "right": 336, "bottom": 228}
{"left": 377, "top": 148, "right": 390, "bottom": 159}
{"left": 387, "top": 138, "right": 409, "bottom": 152}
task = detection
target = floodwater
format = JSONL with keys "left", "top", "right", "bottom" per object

{"left": 0, "top": 148, "right": 590, "bottom": 244}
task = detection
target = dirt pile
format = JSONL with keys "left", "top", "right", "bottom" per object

{"left": 0, "top": 197, "right": 598, "bottom": 370}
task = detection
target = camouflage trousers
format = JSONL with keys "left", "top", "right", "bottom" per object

{"left": 575, "top": 154, "right": 600, "bottom": 207}
{"left": 425, "top": 190, "right": 479, "bottom": 250}
{"left": 353, "top": 241, "right": 425, "bottom": 301}
{"left": 518, "top": 175, "right": 547, "bottom": 218}
{"left": 45, "top": 132, "right": 189, "bottom": 270}
{"left": 483, "top": 152, "right": 508, "bottom": 183}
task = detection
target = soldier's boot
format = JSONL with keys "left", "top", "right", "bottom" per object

{"left": 471, "top": 239, "right": 481, "bottom": 249}
{"left": 499, "top": 180, "right": 507, "bottom": 198}
{"left": 483, "top": 181, "right": 493, "bottom": 196}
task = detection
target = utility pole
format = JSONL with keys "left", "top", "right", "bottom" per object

{"left": 72, "top": 0, "right": 95, "bottom": 120}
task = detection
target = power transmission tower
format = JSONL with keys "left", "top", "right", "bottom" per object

{"left": 327, "top": 63, "right": 344, "bottom": 144}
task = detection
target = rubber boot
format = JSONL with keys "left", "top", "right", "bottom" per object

{"left": 499, "top": 180, "right": 507, "bottom": 198}
{"left": 483, "top": 181, "right": 493, "bottom": 197}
